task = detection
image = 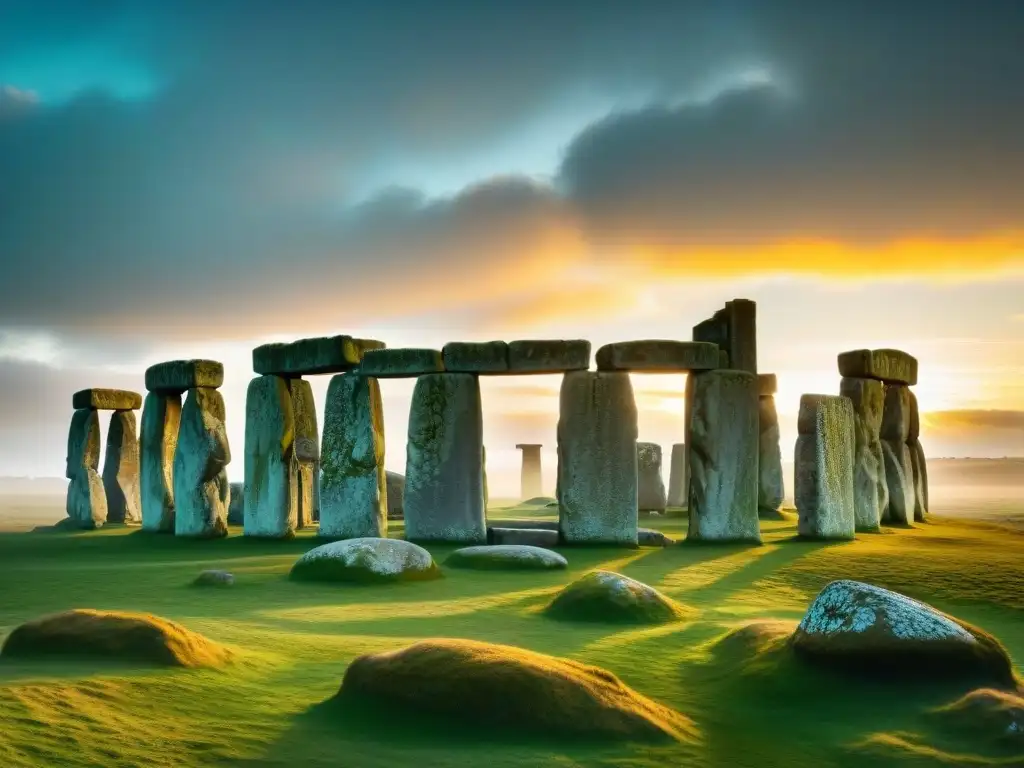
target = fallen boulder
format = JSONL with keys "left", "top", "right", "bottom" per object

{"left": 445, "top": 545, "right": 567, "bottom": 570}
{"left": 193, "top": 569, "right": 234, "bottom": 587}
{"left": 487, "top": 527, "right": 559, "bottom": 548}
{"left": 290, "top": 538, "right": 441, "bottom": 584}
{"left": 545, "top": 570, "right": 690, "bottom": 625}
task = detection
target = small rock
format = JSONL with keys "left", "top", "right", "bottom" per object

{"left": 445, "top": 544, "right": 567, "bottom": 570}
{"left": 545, "top": 570, "right": 689, "bottom": 624}
{"left": 290, "top": 538, "right": 441, "bottom": 583}
{"left": 637, "top": 528, "right": 674, "bottom": 547}
{"left": 193, "top": 569, "right": 234, "bottom": 587}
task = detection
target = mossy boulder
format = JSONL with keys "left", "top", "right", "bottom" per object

{"left": 334, "top": 638, "right": 695, "bottom": 742}
{"left": 929, "top": 688, "right": 1024, "bottom": 749}
{"left": 445, "top": 545, "right": 567, "bottom": 571}
{"left": 0, "top": 609, "right": 231, "bottom": 668}
{"left": 638, "top": 528, "right": 675, "bottom": 547}
{"left": 792, "top": 580, "right": 1015, "bottom": 685}
{"left": 290, "top": 538, "right": 441, "bottom": 584}
{"left": 193, "top": 569, "right": 234, "bottom": 587}
{"left": 545, "top": 570, "right": 690, "bottom": 625}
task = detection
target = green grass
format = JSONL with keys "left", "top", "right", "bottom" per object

{"left": 0, "top": 501, "right": 1021, "bottom": 767}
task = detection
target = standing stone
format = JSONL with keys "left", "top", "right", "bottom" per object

{"left": 880, "top": 384, "right": 916, "bottom": 525}
{"left": 102, "top": 410, "right": 141, "bottom": 525}
{"left": 667, "top": 443, "right": 687, "bottom": 507}
{"left": 557, "top": 371, "right": 638, "bottom": 545}
{"left": 637, "top": 443, "right": 667, "bottom": 512}
{"left": 405, "top": 373, "right": 486, "bottom": 543}
{"left": 683, "top": 374, "right": 696, "bottom": 498}
{"left": 385, "top": 471, "right": 405, "bottom": 519}
{"left": 907, "top": 390, "right": 929, "bottom": 521}
{"left": 795, "top": 395, "right": 855, "bottom": 540}
{"left": 839, "top": 377, "right": 886, "bottom": 531}
{"left": 687, "top": 370, "right": 760, "bottom": 543}
{"left": 140, "top": 392, "right": 182, "bottom": 533}
{"left": 174, "top": 387, "right": 230, "bottom": 538}
{"left": 290, "top": 378, "right": 320, "bottom": 529}
{"left": 244, "top": 375, "right": 297, "bottom": 538}
{"left": 65, "top": 408, "right": 106, "bottom": 529}
{"left": 320, "top": 374, "right": 387, "bottom": 539}
{"left": 516, "top": 443, "right": 543, "bottom": 499}
{"left": 758, "top": 395, "right": 785, "bottom": 517}
{"left": 693, "top": 300, "right": 757, "bottom": 375}
{"left": 227, "top": 481, "right": 244, "bottom": 525}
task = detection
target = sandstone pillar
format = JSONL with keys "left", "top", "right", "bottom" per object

{"left": 516, "top": 443, "right": 543, "bottom": 499}
{"left": 244, "top": 374, "right": 297, "bottom": 538}
{"left": 687, "top": 369, "right": 760, "bottom": 543}
{"left": 227, "top": 481, "right": 244, "bottom": 525}
{"left": 637, "top": 442, "right": 667, "bottom": 512}
{"left": 757, "top": 374, "right": 784, "bottom": 518}
{"left": 795, "top": 394, "right": 855, "bottom": 539}
{"left": 839, "top": 377, "right": 887, "bottom": 531}
{"left": 174, "top": 386, "right": 230, "bottom": 538}
{"left": 405, "top": 373, "right": 486, "bottom": 543}
{"left": 290, "top": 377, "right": 320, "bottom": 529}
{"left": 320, "top": 373, "right": 387, "bottom": 539}
{"left": 667, "top": 443, "right": 687, "bottom": 508}
{"left": 385, "top": 471, "right": 405, "bottom": 519}
{"left": 102, "top": 410, "right": 142, "bottom": 524}
{"left": 557, "top": 371, "right": 638, "bottom": 545}
{"left": 66, "top": 408, "right": 107, "bottom": 529}
{"left": 140, "top": 392, "right": 182, "bottom": 532}
{"left": 880, "top": 384, "right": 916, "bottom": 525}
{"left": 907, "top": 390, "right": 929, "bottom": 521}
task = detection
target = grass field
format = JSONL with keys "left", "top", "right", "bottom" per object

{"left": 0, "top": 498, "right": 1021, "bottom": 767}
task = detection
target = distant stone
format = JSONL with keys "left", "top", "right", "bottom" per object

{"left": 404, "top": 373, "right": 486, "bottom": 544}
{"left": 687, "top": 370, "right": 760, "bottom": 543}
{"left": 557, "top": 371, "right": 638, "bottom": 545}
{"left": 359, "top": 347, "right": 445, "bottom": 378}
{"left": 319, "top": 374, "right": 387, "bottom": 539}
{"left": 66, "top": 408, "right": 106, "bottom": 529}
{"left": 442, "top": 341, "right": 509, "bottom": 373}
{"left": 289, "top": 378, "right": 320, "bottom": 528}
{"left": 880, "top": 384, "right": 912, "bottom": 442}
{"left": 507, "top": 339, "right": 591, "bottom": 374}
{"left": 667, "top": 443, "right": 687, "bottom": 507}
{"left": 638, "top": 528, "right": 675, "bottom": 547}
{"left": 758, "top": 395, "right": 785, "bottom": 517}
{"left": 145, "top": 359, "right": 224, "bottom": 394}
{"left": 140, "top": 393, "right": 182, "bottom": 533}
{"left": 487, "top": 527, "right": 559, "bottom": 548}
{"left": 595, "top": 340, "right": 719, "bottom": 372}
{"left": 102, "top": 410, "right": 141, "bottom": 525}
{"left": 907, "top": 389, "right": 921, "bottom": 441}
{"left": 636, "top": 442, "right": 667, "bottom": 512}
{"left": 840, "top": 377, "right": 887, "bottom": 531}
{"left": 446, "top": 544, "right": 567, "bottom": 570}
{"left": 72, "top": 388, "right": 143, "bottom": 411}
{"left": 385, "top": 471, "right": 405, "bottom": 519}
{"left": 243, "top": 375, "right": 296, "bottom": 538}
{"left": 193, "top": 569, "right": 234, "bottom": 587}
{"left": 289, "top": 538, "right": 441, "bottom": 583}
{"left": 795, "top": 394, "right": 855, "bottom": 540}
{"left": 838, "top": 349, "right": 918, "bottom": 386}
{"left": 793, "top": 580, "right": 1015, "bottom": 685}
{"left": 516, "top": 443, "right": 543, "bottom": 500}
{"left": 174, "top": 387, "right": 230, "bottom": 538}
{"left": 882, "top": 440, "right": 916, "bottom": 525}
{"left": 227, "top": 482, "right": 244, "bottom": 525}
{"left": 910, "top": 439, "right": 929, "bottom": 521}
{"left": 545, "top": 571, "right": 690, "bottom": 624}
{"left": 757, "top": 373, "right": 778, "bottom": 396}
{"left": 253, "top": 335, "right": 385, "bottom": 377}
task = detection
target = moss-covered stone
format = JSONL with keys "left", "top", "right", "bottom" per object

{"left": 445, "top": 544, "right": 568, "bottom": 570}
{"left": 193, "top": 569, "right": 234, "bottom": 587}
{"left": 144, "top": 359, "right": 224, "bottom": 394}
{"left": 290, "top": 538, "right": 441, "bottom": 583}
{"left": 102, "top": 410, "right": 141, "bottom": 525}
{"left": 795, "top": 394, "right": 856, "bottom": 540}
{"left": 334, "top": 638, "right": 695, "bottom": 742}
{"left": 838, "top": 348, "right": 918, "bottom": 386}
{"left": 595, "top": 340, "right": 719, "bottom": 372}
{"left": 243, "top": 375, "right": 296, "bottom": 539}
{"left": 65, "top": 408, "right": 106, "bottom": 529}
{"left": 253, "top": 335, "right": 385, "bottom": 376}
{"left": 359, "top": 348, "right": 444, "bottom": 378}
{"left": 507, "top": 339, "right": 591, "bottom": 374}
{"left": 71, "top": 388, "right": 143, "bottom": 411}
{"left": 758, "top": 395, "right": 785, "bottom": 517}
{"left": 487, "top": 527, "right": 559, "bottom": 547}
{"left": 637, "top": 442, "right": 666, "bottom": 512}
{"left": 174, "top": 387, "right": 230, "bottom": 538}
{"left": 545, "top": 570, "right": 691, "bottom": 625}
{"left": 140, "top": 392, "right": 181, "bottom": 533}
{"left": 442, "top": 341, "right": 508, "bottom": 373}
{"left": 840, "top": 377, "right": 886, "bottom": 531}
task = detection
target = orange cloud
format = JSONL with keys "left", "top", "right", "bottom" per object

{"left": 923, "top": 410, "right": 1024, "bottom": 432}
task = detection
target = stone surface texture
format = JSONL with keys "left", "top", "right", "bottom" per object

{"left": 174, "top": 387, "right": 230, "bottom": 538}
{"left": 404, "top": 373, "right": 486, "bottom": 543}
{"left": 253, "top": 335, "right": 385, "bottom": 376}
{"left": 442, "top": 341, "right": 509, "bottom": 373}
{"left": 687, "top": 370, "right": 760, "bottom": 543}
{"left": 194, "top": 569, "right": 234, "bottom": 587}
{"left": 910, "top": 439, "right": 929, "bottom": 521}
{"left": 319, "top": 374, "right": 387, "bottom": 539}
{"left": 289, "top": 378, "right": 320, "bottom": 528}
{"left": 516, "top": 443, "right": 543, "bottom": 500}
{"left": 227, "top": 481, "right": 244, "bottom": 525}
{"left": 880, "top": 384, "right": 915, "bottom": 524}
{"left": 243, "top": 375, "right": 296, "bottom": 538}
{"left": 667, "top": 443, "right": 687, "bottom": 508}
{"left": 385, "top": 471, "right": 405, "bottom": 519}
{"left": 359, "top": 348, "right": 445, "bottom": 378}
{"left": 140, "top": 392, "right": 181, "bottom": 533}
{"left": 595, "top": 340, "right": 719, "bottom": 372}
{"left": 290, "top": 538, "right": 439, "bottom": 582}
{"left": 102, "top": 410, "right": 142, "bottom": 524}
{"left": 507, "top": 339, "right": 591, "bottom": 374}
{"left": 65, "top": 408, "right": 106, "bottom": 529}
{"left": 840, "top": 377, "right": 887, "bottom": 531}
{"left": 145, "top": 359, "right": 224, "bottom": 394}
{"left": 758, "top": 395, "right": 785, "bottom": 516}
{"left": 487, "top": 527, "right": 559, "bottom": 548}
{"left": 446, "top": 544, "right": 567, "bottom": 570}
{"left": 795, "top": 394, "right": 856, "bottom": 540}
{"left": 557, "top": 371, "right": 639, "bottom": 545}
{"left": 636, "top": 442, "right": 667, "bottom": 512}
{"left": 838, "top": 349, "right": 918, "bottom": 386}
{"left": 72, "top": 388, "right": 142, "bottom": 411}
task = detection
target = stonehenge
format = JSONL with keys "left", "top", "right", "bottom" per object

{"left": 839, "top": 376, "right": 887, "bottom": 531}
{"left": 66, "top": 406, "right": 107, "bottom": 529}
{"left": 757, "top": 374, "right": 785, "bottom": 518}
{"left": 140, "top": 391, "right": 182, "bottom": 532}
{"left": 102, "top": 409, "right": 141, "bottom": 525}
{"left": 174, "top": 386, "right": 230, "bottom": 538}
{"left": 795, "top": 394, "right": 856, "bottom": 540}
{"left": 516, "top": 443, "right": 543, "bottom": 500}
{"left": 667, "top": 443, "right": 687, "bottom": 508}
{"left": 636, "top": 442, "right": 667, "bottom": 513}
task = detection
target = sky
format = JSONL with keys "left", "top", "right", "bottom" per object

{"left": 1, "top": 0, "right": 1022, "bottom": 495}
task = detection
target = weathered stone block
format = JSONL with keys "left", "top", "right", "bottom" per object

{"left": 507, "top": 340, "right": 590, "bottom": 374}
{"left": 720, "top": 299, "right": 757, "bottom": 375}
{"left": 442, "top": 341, "right": 509, "bottom": 373}
{"left": 487, "top": 527, "right": 560, "bottom": 548}
{"left": 881, "top": 441, "right": 915, "bottom": 524}
{"left": 693, "top": 316, "right": 728, "bottom": 348}
{"left": 595, "top": 341, "right": 719, "bottom": 372}
{"left": 243, "top": 375, "right": 296, "bottom": 538}
{"left": 72, "top": 388, "right": 142, "bottom": 411}
{"left": 359, "top": 348, "right": 444, "bottom": 378}
{"left": 881, "top": 384, "right": 911, "bottom": 442}
{"left": 909, "top": 439, "right": 929, "bottom": 521}
{"left": 145, "top": 359, "right": 224, "bottom": 394}
{"left": 637, "top": 442, "right": 667, "bottom": 512}
{"left": 66, "top": 408, "right": 100, "bottom": 479}
{"left": 839, "top": 377, "right": 886, "bottom": 531}
{"left": 795, "top": 394, "right": 855, "bottom": 540}
{"left": 102, "top": 410, "right": 141, "bottom": 524}
{"left": 174, "top": 387, "right": 230, "bottom": 538}
{"left": 758, "top": 395, "right": 785, "bottom": 516}
{"left": 667, "top": 443, "right": 687, "bottom": 507}
{"left": 687, "top": 370, "right": 760, "bottom": 543}
{"left": 140, "top": 392, "right": 181, "bottom": 533}
{"left": 66, "top": 408, "right": 106, "bottom": 528}
{"left": 320, "top": 374, "right": 387, "bottom": 539}
{"left": 838, "top": 349, "right": 918, "bottom": 386}
{"left": 385, "top": 471, "right": 405, "bottom": 519}
{"left": 516, "top": 443, "right": 543, "bottom": 500}
{"left": 289, "top": 378, "right": 320, "bottom": 528}
{"left": 253, "top": 335, "right": 385, "bottom": 376}
{"left": 758, "top": 373, "right": 778, "bottom": 396}
{"left": 404, "top": 374, "right": 485, "bottom": 543}
{"left": 557, "top": 371, "right": 638, "bottom": 545}
{"left": 227, "top": 481, "right": 244, "bottom": 525}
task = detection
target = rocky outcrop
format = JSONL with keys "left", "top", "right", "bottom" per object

{"left": 637, "top": 442, "right": 667, "bottom": 512}
{"left": 795, "top": 394, "right": 855, "bottom": 540}
{"left": 140, "top": 392, "right": 181, "bottom": 532}
{"left": 65, "top": 408, "right": 106, "bottom": 529}
{"left": 840, "top": 377, "right": 886, "bottom": 531}
{"left": 102, "top": 410, "right": 141, "bottom": 524}
{"left": 174, "top": 387, "right": 230, "bottom": 538}
{"left": 289, "top": 538, "right": 441, "bottom": 583}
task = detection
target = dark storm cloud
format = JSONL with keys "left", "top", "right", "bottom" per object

{"left": 1, "top": 1, "right": 1022, "bottom": 346}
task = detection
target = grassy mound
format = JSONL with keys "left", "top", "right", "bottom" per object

{"left": 335, "top": 638, "right": 695, "bottom": 743}
{"left": 444, "top": 545, "right": 567, "bottom": 571}
{"left": 521, "top": 496, "right": 556, "bottom": 506}
{"left": 929, "top": 688, "right": 1024, "bottom": 748}
{"left": 1, "top": 609, "right": 232, "bottom": 668}
{"left": 544, "top": 570, "right": 691, "bottom": 625}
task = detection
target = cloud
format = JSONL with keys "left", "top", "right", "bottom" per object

{"left": 0, "top": 85, "right": 37, "bottom": 119}
{"left": 924, "top": 410, "right": 1024, "bottom": 432}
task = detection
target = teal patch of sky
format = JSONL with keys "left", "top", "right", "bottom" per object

{"left": 0, "top": 44, "right": 161, "bottom": 104}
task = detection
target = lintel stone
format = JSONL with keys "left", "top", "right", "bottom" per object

{"left": 442, "top": 341, "right": 509, "bottom": 373}
{"left": 253, "top": 335, "right": 385, "bottom": 376}
{"left": 145, "top": 359, "right": 224, "bottom": 393}
{"left": 758, "top": 373, "right": 778, "bottom": 396}
{"left": 837, "top": 348, "right": 918, "bottom": 386}
{"left": 72, "top": 388, "right": 142, "bottom": 411}
{"left": 507, "top": 339, "right": 590, "bottom": 374}
{"left": 359, "top": 348, "right": 444, "bottom": 378}
{"left": 595, "top": 340, "right": 719, "bottom": 373}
